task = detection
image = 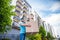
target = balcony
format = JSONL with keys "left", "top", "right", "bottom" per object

{"left": 15, "top": 9, "right": 21, "bottom": 16}
{"left": 23, "top": 3, "right": 28, "bottom": 9}
{"left": 17, "top": 0, "right": 23, "bottom": 6}
{"left": 13, "top": 16, "right": 21, "bottom": 21}
{"left": 16, "top": 1, "right": 23, "bottom": 7}
{"left": 23, "top": 10, "right": 28, "bottom": 14}
{"left": 15, "top": 10, "right": 20, "bottom": 13}
{"left": 23, "top": 7, "right": 28, "bottom": 11}
{"left": 16, "top": 5, "right": 22, "bottom": 11}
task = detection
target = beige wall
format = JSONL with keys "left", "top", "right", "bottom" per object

{"left": 24, "top": 14, "right": 39, "bottom": 33}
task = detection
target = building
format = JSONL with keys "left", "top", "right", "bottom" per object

{"left": 31, "top": 10, "right": 42, "bottom": 27}
{"left": 13, "top": 0, "right": 31, "bottom": 22}
{"left": 12, "top": 0, "right": 40, "bottom": 34}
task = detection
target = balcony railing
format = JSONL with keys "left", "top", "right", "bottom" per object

{"left": 13, "top": 16, "right": 21, "bottom": 21}
{"left": 15, "top": 10, "right": 20, "bottom": 13}
{"left": 23, "top": 4, "right": 28, "bottom": 8}
{"left": 17, "top": 0, "right": 23, "bottom": 6}
{"left": 16, "top": 5, "right": 22, "bottom": 10}
{"left": 23, "top": 7, "right": 28, "bottom": 11}
{"left": 16, "top": 2, "right": 23, "bottom": 7}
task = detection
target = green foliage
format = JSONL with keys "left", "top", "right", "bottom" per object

{"left": 34, "top": 33, "right": 42, "bottom": 40}
{"left": 47, "top": 32, "right": 54, "bottom": 40}
{"left": 27, "top": 34, "right": 35, "bottom": 40}
{"left": 47, "top": 32, "right": 51, "bottom": 38}
{"left": 27, "top": 33, "right": 42, "bottom": 40}
{"left": 0, "top": 0, "right": 15, "bottom": 33}
{"left": 39, "top": 25, "right": 46, "bottom": 37}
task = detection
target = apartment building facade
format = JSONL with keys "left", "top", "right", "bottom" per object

{"left": 13, "top": 0, "right": 31, "bottom": 22}
{"left": 13, "top": 0, "right": 40, "bottom": 34}
{"left": 13, "top": 0, "right": 55, "bottom": 38}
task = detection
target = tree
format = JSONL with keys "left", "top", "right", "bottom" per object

{"left": 47, "top": 32, "right": 54, "bottom": 40}
{"left": 0, "top": 0, "right": 15, "bottom": 33}
{"left": 39, "top": 25, "right": 46, "bottom": 40}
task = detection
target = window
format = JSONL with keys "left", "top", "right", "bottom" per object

{"left": 27, "top": 18, "right": 30, "bottom": 22}
{"left": 23, "top": 7, "right": 27, "bottom": 9}
{"left": 31, "top": 14, "right": 34, "bottom": 17}
{"left": 23, "top": 11, "right": 26, "bottom": 13}
{"left": 31, "top": 18, "right": 33, "bottom": 19}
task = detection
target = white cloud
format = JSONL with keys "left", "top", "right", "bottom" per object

{"left": 49, "top": 2, "right": 60, "bottom": 12}
{"left": 43, "top": 14, "right": 60, "bottom": 24}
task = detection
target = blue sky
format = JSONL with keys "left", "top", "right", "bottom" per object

{"left": 26, "top": 0, "right": 60, "bottom": 17}
{"left": 12, "top": 0, "right": 60, "bottom": 36}
{"left": 26, "top": 0, "right": 60, "bottom": 36}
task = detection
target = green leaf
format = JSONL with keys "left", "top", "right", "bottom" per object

{"left": 0, "top": 0, "right": 15, "bottom": 33}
